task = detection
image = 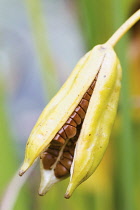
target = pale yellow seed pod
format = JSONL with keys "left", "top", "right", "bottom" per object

{"left": 19, "top": 43, "right": 121, "bottom": 198}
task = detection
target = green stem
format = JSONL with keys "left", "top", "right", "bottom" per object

{"left": 106, "top": 9, "right": 140, "bottom": 47}
{"left": 112, "top": 3, "right": 136, "bottom": 210}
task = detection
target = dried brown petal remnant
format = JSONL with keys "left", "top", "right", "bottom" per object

{"left": 41, "top": 75, "right": 98, "bottom": 178}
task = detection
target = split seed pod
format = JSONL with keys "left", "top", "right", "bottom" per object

{"left": 19, "top": 43, "right": 122, "bottom": 198}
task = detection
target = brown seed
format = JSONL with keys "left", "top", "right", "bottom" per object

{"left": 63, "top": 124, "right": 77, "bottom": 139}
{"left": 71, "top": 137, "right": 77, "bottom": 143}
{"left": 63, "top": 152, "right": 73, "bottom": 160}
{"left": 69, "top": 146, "right": 75, "bottom": 156}
{"left": 60, "top": 157, "right": 72, "bottom": 171}
{"left": 94, "top": 75, "right": 98, "bottom": 81}
{"left": 75, "top": 106, "right": 85, "bottom": 119}
{"left": 70, "top": 112, "right": 82, "bottom": 125}
{"left": 79, "top": 99, "right": 89, "bottom": 112}
{"left": 64, "top": 146, "right": 69, "bottom": 152}
{"left": 83, "top": 92, "right": 91, "bottom": 101}
{"left": 66, "top": 118, "right": 77, "bottom": 127}
{"left": 55, "top": 162, "right": 69, "bottom": 178}
{"left": 67, "top": 141, "right": 72, "bottom": 146}
{"left": 47, "top": 148, "right": 59, "bottom": 157}
{"left": 87, "top": 86, "right": 93, "bottom": 95}
{"left": 42, "top": 153, "right": 56, "bottom": 169}
{"left": 51, "top": 141, "right": 63, "bottom": 146}
{"left": 91, "top": 80, "right": 96, "bottom": 89}
{"left": 40, "top": 151, "right": 47, "bottom": 159}
{"left": 53, "top": 134, "right": 65, "bottom": 144}
{"left": 49, "top": 145, "right": 61, "bottom": 150}
{"left": 58, "top": 127, "right": 67, "bottom": 139}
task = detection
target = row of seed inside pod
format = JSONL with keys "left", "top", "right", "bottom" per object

{"left": 40, "top": 75, "right": 98, "bottom": 178}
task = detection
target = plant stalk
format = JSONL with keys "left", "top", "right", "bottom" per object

{"left": 106, "top": 9, "right": 140, "bottom": 47}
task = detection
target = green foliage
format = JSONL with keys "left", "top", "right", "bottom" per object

{"left": 0, "top": 79, "right": 17, "bottom": 193}
{"left": 0, "top": 0, "right": 139, "bottom": 209}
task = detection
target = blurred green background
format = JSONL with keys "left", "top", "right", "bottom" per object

{"left": 0, "top": 0, "right": 140, "bottom": 210}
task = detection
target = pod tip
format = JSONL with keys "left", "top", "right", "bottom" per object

{"left": 19, "top": 162, "right": 30, "bottom": 176}
{"left": 38, "top": 191, "right": 45, "bottom": 196}
{"left": 64, "top": 182, "right": 77, "bottom": 199}
{"left": 64, "top": 192, "right": 71, "bottom": 199}
{"left": 19, "top": 170, "right": 24, "bottom": 176}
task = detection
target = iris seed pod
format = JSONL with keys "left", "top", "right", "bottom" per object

{"left": 19, "top": 43, "right": 121, "bottom": 197}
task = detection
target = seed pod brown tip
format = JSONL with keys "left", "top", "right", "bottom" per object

{"left": 64, "top": 193, "right": 70, "bottom": 199}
